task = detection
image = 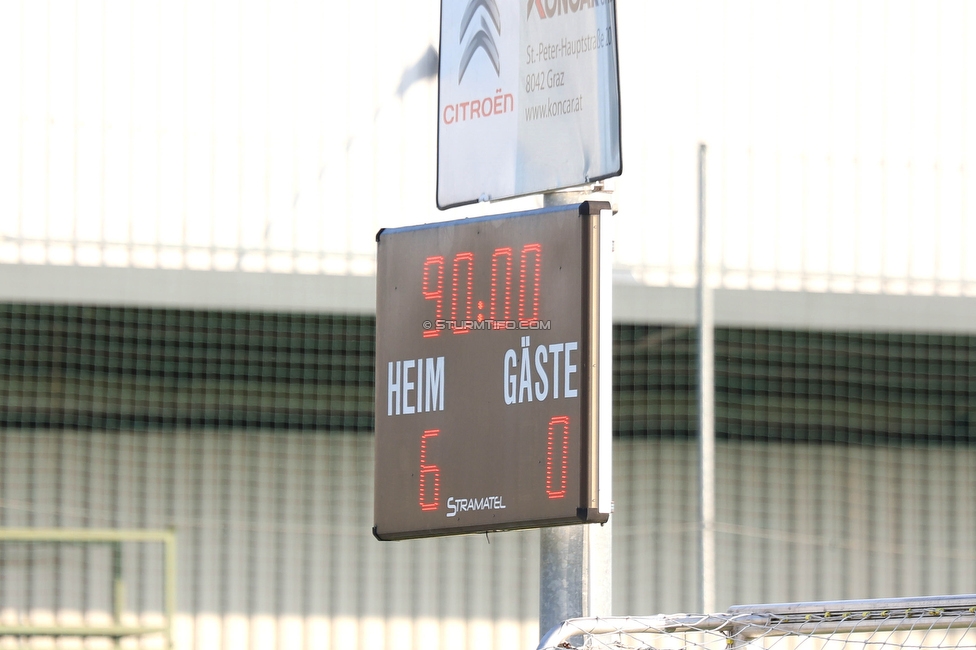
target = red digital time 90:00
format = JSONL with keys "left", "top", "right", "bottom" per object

{"left": 420, "top": 243, "right": 542, "bottom": 337}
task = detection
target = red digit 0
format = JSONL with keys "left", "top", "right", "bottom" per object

{"left": 546, "top": 416, "right": 569, "bottom": 499}
{"left": 519, "top": 243, "right": 541, "bottom": 326}
{"left": 490, "top": 247, "right": 513, "bottom": 323}
{"left": 451, "top": 252, "right": 474, "bottom": 334}
{"left": 419, "top": 429, "right": 441, "bottom": 511}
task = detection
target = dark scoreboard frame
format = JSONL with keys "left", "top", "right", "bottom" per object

{"left": 373, "top": 202, "right": 610, "bottom": 540}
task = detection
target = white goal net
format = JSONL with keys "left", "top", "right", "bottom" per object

{"left": 539, "top": 596, "right": 976, "bottom": 650}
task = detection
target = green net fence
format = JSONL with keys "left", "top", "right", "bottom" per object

{"left": 0, "top": 305, "right": 375, "bottom": 432}
{"left": 1, "top": 306, "right": 975, "bottom": 649}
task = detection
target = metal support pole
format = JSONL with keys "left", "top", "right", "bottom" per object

{"left": 113, "top": 542, "right": 124, "bottom": 623}
{"left": 113, "top": 542, "right": 124, "bottom": 648}
{"left": 540, "top": 525, "right": 584, "bottom": 636}
{"left": 165, "top": 529, "right": 177, "bottom": 650}
{"left": 697, "top": 143, "right": 716, "bottom": 614}
{"left": 539, "top": 522, "right": 612, "bottom": 637}
{"left": 539, "top": 189, "right": 613, "bottom": 640}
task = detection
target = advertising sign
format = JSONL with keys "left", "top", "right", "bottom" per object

{"left": 373, "top": 202, "right": 611, "bottom": 540}
{"left": 436, "top": 0, "right": 621, "bottom": 209}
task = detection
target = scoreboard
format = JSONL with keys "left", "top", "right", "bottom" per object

{"left": 373, "top": 202, "right": 611, "bottom": 541}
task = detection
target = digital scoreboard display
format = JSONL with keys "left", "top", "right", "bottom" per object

{"left": 373, "top": 202, "right": 611, "bottom": 541}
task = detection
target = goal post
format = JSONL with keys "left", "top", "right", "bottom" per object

{"left": 538, "top": 595, "right": 976, "bottom": 650}
{"left": 0, "top": 527, "right": 176, "bottom": 648}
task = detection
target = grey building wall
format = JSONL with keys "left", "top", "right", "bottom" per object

{"left": 1, "top": 431, "right": 974, "bottom": 650}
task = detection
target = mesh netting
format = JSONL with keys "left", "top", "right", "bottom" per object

{"left": 1, "top": 307, "right": 976, "bottom": 648}
{"left": 0, "top": 305, "right": 375, "bottom": 431}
